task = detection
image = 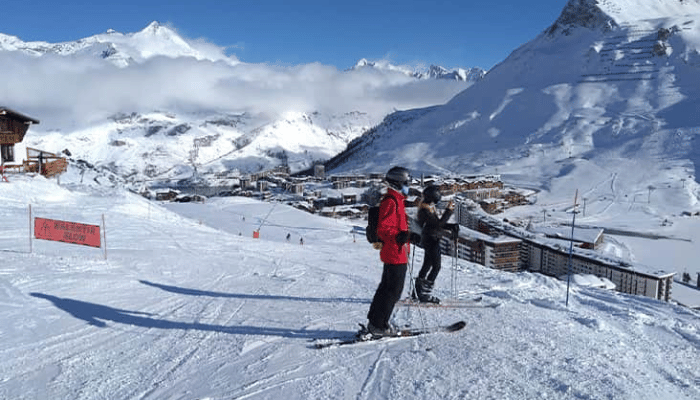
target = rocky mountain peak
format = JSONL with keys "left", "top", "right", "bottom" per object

{"left": 546, "top": 0, "right": 616, "bottom": 36}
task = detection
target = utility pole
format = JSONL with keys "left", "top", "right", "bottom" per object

{"left": 566, "top": 190, "right": 579, "bottom": 308}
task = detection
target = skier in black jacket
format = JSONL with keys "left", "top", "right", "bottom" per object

{"left": 414, "top": 185, "right": 456, "bottom": 303}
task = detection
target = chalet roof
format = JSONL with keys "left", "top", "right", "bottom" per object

{"left": 0, "top": 107, "right": 40, "bottom": 124}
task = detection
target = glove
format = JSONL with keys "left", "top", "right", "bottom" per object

{"left": 447, "top": 224, "right": 460, "bottom": 239}
{"left": 396, "top": 231, "right": 410, "bottom": 245}
{"left": 410, "top": 232, "right": 421, "bottom": 244}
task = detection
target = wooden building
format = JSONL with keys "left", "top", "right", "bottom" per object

{"left": 462, "top": 188, "right": 501, "bottom": 202}
{"left": 1, "top": 108, "right": 67, "bottom": 178}
{"left": 0, "top": 107, "right": 40, "bottom": 165}
{"left": 24, "top": 147, "right": 69, "bottom": 178}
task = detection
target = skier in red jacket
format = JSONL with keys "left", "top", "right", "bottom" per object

{"left": 366, "top": 166, "right": 411, "bottom": 336}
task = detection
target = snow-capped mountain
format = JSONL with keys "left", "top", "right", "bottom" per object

{"left": 330, "top": 0, "right": 700, "bottom": 207}
{"left": 21, "top": 109, "right": 375, "bottom": 183}
{"left": 1, "top": 22, "right": 470, "bottom": 181}
{"left": 0, "top": 21, "right": 234, "bottom": 67}
{"left": 419, "top": 64, "right": 487, "bottom": 81}
{"left": 352, "top": 58, "right": 486, "bottom": 82}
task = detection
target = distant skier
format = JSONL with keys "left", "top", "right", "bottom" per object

{"left": 286, "top": 233, "right": 291, "bottom": 242}
{"left": 413, "top": 185, "right": 456, "bottom": 304}
{"left": 366, "top": 166, "right": 412, "bottom": 336}
{"left": 299, "top": 237, "right": 304, "bottom": 245}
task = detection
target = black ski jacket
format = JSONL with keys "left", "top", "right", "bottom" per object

{"left": 416, "top": 202, "right": 453, "bottom": 245}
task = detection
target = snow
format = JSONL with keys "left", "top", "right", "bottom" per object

{"left": 1, "top": 1, "right": 700, "bottom": 396}
{"left": 0, "top": 21, "right": 235, "bottom": 67}
{"left": 1, "top": 172, "right": 699, "bottom": 399}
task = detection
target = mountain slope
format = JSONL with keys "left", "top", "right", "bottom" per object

{"left": 330, "top": 0, "right": 700, "bottom": 197}
{"left": 20, "top": 110, "right": 375, "bottom": 181}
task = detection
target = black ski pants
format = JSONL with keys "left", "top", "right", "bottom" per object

{"left": 367, "top": 263, "right": 407, "bottom": 329}
{"left": 418, "top": 239, "right": 441, "bottom": 282}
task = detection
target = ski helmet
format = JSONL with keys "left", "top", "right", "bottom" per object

{"left": 422, "top": 185, "right": 442, "bottom": 204}
{"left": 385, "top": 166, "right": 410, "bottom": 190}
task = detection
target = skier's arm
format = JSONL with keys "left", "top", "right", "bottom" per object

{"left": 439, "top": 208, "right": 454, "bottom": 227}
{"left": 438, "top": 200, "right": 455, "bottom": 227}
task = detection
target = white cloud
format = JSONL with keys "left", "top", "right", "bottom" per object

{"left": 0, "top": 51, "right": 468, "bottom": 130}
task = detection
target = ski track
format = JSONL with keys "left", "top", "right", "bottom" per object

{"left": 140, "top": 277, "right": 233, "bottom": 398}
{"left": 358, "top": 348, "right": 393, "bottom": 400}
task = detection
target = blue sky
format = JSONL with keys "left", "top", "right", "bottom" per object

{"left": 4, "top": 0, "right": 566, "bottom": 70}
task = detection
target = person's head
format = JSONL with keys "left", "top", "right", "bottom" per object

{"left": 422, "top": 185, "right": 441, "bottom": 204}
{"left": 385, "top": 166, "right": 410, "bottom": 195}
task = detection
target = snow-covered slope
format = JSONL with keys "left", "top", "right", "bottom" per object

{"left": 0, "top": 174, "right": 698, "bottom": 399}
{"left": 331, "top": 0, "right": 700, "bottom": 205}
{"left": 19, "top": 110, "right": 375, "bottom": 182}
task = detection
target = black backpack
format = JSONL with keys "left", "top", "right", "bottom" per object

{"left": 366, "top": 205, "right": 382, "bottom": 244}
{"left": 366, "top": 196, "right": 399, "bottom": 244}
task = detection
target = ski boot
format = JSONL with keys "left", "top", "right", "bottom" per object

{"left": 416, "top": 278, "right": 440, "bottom": 304}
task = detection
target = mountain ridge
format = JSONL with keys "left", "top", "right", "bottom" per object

{"left": 328, "top": 0, "right": 700, "bottom": 179}
{"left": 351, "top": 58, "right": 486, "bottom": 82}
{"left": 0, "top": 20, "right": 234, "bottom": 67}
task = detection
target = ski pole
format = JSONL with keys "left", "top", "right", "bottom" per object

{"left": 407, "top": 243, "right": 426, "bottom": 329}
{"left": 452, "top": 237, "right": 458, "bottom": 299}
{"left": 408, "top": 244, "right": 416, "bottom": 300}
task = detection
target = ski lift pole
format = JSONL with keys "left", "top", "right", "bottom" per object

{"left": 254, "top": 201, "right": 278, "bottom": 238}
{"left": 254, "top": 183, "right": 290, "bottom": 237}
{"left": 257, "top": 203, "right": 276, "bottom": 231}
{"left": 565, "top": 189, "right": 579, "bottom": 308}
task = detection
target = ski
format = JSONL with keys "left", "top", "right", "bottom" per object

{"left": 314, "top": 320, "right": 466, "bottom": 349}
{"left": 397, "top": 297, "right": 500, "bottom": 308}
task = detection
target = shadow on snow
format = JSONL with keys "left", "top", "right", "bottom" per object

{"left": 30, "top": 292, "right": 354, "bottom": 340}
{"left": 139, "top": 279, "right": 370, "bottom": 305}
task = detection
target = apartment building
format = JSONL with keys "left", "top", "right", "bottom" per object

{"left": 454, "top": 199, "right": 674, "bottom": 301}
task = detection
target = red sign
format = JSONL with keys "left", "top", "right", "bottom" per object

{"left": 34, "top": 217, "right": 101, "bottom": 248}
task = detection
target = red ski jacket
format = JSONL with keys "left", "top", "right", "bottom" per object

{"left": 377, "top": 188, "right": 410, "bottom": 264}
